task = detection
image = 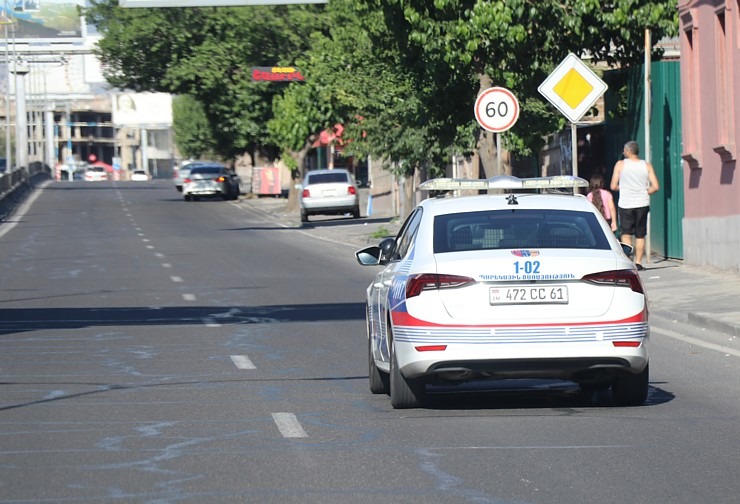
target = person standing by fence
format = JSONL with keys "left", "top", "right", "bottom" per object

{"left": 610, "top": 141, "right": 660, "bottom": 270}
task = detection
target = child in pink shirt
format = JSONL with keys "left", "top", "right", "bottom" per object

{"left": 587, "top": 174, "right": 618, "bottom": 233}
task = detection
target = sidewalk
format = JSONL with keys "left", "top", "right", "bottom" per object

{"left": 239, "top": 195, "right": 740, "bottom": 338}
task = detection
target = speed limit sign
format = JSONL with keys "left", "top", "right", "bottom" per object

{"left": 474, "top": 87, "right": 520, "bottom": 133}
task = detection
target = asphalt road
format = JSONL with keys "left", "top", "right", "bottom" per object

{"left": 1, "top": 180, "right": 739, "bottom": 504}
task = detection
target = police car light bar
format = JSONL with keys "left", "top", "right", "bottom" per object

{"left": 418, "top": 175, "right": 589, "bottom": 191}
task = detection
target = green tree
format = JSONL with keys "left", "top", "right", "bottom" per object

{"left": 171, "top": 94, "right": 216, "bottom": 159}
{"left": 358, "top": 0, "right": 679, "bottom": 175}
{"left": 85, "top": 2, "right": 329, "bottom": 161}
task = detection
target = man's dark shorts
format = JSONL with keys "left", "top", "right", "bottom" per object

{"left": 618, "top": 206, "right": 649, "bottom": 237}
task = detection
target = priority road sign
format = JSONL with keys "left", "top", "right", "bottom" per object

{"left": 538, "top": 53, "right": 607, "bottom": 124}
{"left": 474, "top": 87, "right": 520, "bottom": 133}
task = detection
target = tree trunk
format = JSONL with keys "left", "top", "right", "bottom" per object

{"left": 475, "top": 72, "right": 510, "bottom": 179}
{"left": 284, "top": 136, "right": 316, "bottom": 212}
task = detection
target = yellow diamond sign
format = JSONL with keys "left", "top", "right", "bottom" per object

{"left": 539, "top": 53, "right": 607, "bottom": 123}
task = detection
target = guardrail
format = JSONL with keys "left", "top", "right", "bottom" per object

{"left": 0, "top": 162, "right": 52, "bottom": 221}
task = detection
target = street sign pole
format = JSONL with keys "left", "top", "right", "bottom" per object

{"left": 571, "top": 122, "right": 578, "bottom": 191}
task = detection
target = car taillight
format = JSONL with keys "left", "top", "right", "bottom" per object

{"left": 183, "top": 178, "right": 192, "bottom": 184}
{"left": 581, "top": 269, "right": 645, "bottom": 294}
{"left": 302, "top": 189, "right": 311, "bottom": 198}
{"left": 347, "top": 186, "right": 357, "bottom": 195}
{"left": 406, "top": 273, "right": 476, "bottom": 299}
{"left": 215, "top": 176, "right": 226, "bottom": 183}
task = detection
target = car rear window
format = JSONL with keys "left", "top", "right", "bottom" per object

{"left": 307, "top": 172, "right": 349, "bottom": 184}
{"left": 433, "top": 209, "right": 611, "bottom": 253}
{"left": 189, "top": 166, "right": 223, "bottom": 175}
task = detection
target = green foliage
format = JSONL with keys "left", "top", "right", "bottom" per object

{"left": 171, "top": 95, "right": 216, "bottom": 159}
{"left": 85, "top": 1, "right": 329, "bottom": 159}
{"left": 362, "top": 0, "right": 679, "bottom": 157}
{"left": 85, "top": 0, "right": 679, "bottom": 171}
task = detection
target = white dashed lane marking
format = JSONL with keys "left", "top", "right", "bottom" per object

{"left": 230, "top": 355, "right": 256, "bottom": 369}
{"left": 201, "top": 317, "right": 219, "bottom": 326}
{"left": 171, "top": 276, "right": 183, "bottom": 283}
{"left": 183, "top": 294, "right": 197, "bottom": 301}
{"left": 271, "top": 413, "right": 308, "bottom": 438}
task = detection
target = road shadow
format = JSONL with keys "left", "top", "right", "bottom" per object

{"left": 0, "top": 302, "right": 366, "bottom": 336}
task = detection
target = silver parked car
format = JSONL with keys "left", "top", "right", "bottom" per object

{"left": 299, "top": 168, "right": 360, "bottom": 222}
{"left": 183, "top": 163, "right": 240, "bottom": 201}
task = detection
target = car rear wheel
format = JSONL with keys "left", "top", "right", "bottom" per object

{"left": 300, "top": 210, "right": 308, "bottom": 223}
{"left": 390, "top": 341, "right": 425, "bottom": 409}
{"left": 368, "top": 336, "right": 389, "bottom": 395}
{"left": 184, "top": 194, "right": 191, "bottom": 201}
{"left": 352, "top": 206, "right": 361, "bottom": 219}
{"left": 612, "top": 364, "right": 649, "bottom": 406}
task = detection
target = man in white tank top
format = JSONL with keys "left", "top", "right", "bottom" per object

{"left": 609, "top": 141, "right": 660, "bottom": 270}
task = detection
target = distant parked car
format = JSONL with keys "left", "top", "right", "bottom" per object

{"left": 299, "top": 168, "right": 360, "bottom": 222}
{"left": 131, "top": 170, "right": 149, "bottom": 182}
{"left": 182, "top": 163, "right": 240, "bottom": 201}
{"left": 84, "top": 166, "right": 108, "bottom": 182}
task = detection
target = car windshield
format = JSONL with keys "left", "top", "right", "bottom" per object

{"left": 433, "top": 209, "right": 611, "bottom": 253}
{"left": 307, "top": 172, "right": 349, "bottom": 184}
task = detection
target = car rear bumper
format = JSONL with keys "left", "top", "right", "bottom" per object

{"left": 301, "top": 196, "right": 358, "bottom": 213}
{"left": 184, "top": 184, "right": 227, "bottom": 196}
{"left": 394, "top": 334, "right": 649, "bottom": 382}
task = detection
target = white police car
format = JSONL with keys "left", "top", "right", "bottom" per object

{"left": 355, "top": 175, "right": 649, "bottom": 409}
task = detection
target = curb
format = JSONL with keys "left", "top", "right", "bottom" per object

{"left": 688, "top": 312, "right": 740, "bottom": 337}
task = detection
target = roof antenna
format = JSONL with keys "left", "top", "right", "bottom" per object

{"left": 506, "top": 194, "right": 518, "bottom": 205}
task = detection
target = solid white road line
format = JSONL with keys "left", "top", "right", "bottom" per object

{"left": 271, "top": 413, "right": 308, "bottom": 438}
{"left": 652, "top": 325, "right": 740, "bottom": 358}
{"left": 0, "top": 180, "right": 49, "bottom": 239}
{"left": 230, "top": 355, "right": 256, "bottom": 369}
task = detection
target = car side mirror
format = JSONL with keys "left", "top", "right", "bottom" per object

{"left": 355, "top": 245, "right": 382, "bottom": 266}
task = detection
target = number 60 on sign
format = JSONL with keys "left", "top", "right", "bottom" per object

{"left": 474, "top": 87, "right": 520, "bottom": 133}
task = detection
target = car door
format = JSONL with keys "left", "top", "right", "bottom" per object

{"left": 373, "top": 208, "right": 423, "bottom": 363}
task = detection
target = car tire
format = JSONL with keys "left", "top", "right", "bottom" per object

{"left": 184, "top": 194, "right": 191, "bottom": 201}
{"left": 368, "top": 336, "right": 389, "bottom": 395}
{"left": 352, "top": 206, "right": 361, "bottom": 219}
{"left": 612, "top": 364, "right": 649, "bottom": 406}
{"left": 390, "top": 340, "right": 425, "bottom": 409}
{"left": 300, "top": 210, "right": 308, "bottom": 223}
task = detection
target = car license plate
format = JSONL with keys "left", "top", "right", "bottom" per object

{"left": 490, "top": 285, "right": 569, "bottom": 305}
